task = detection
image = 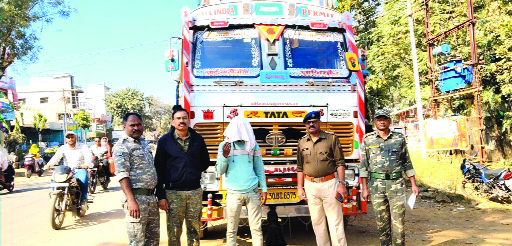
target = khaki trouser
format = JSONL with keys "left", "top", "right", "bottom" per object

{"left": 225, "top": 187, "right": 263, "bottom": 246}
{"left": 304, "top": 179, "right": 347, "bottom": 246}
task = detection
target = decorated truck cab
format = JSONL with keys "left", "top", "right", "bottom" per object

{"left": 173, "top": 0, "right": 367, "bottom": 225}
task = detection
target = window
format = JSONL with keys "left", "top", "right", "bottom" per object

{"left": 40, "top": 97, "right": 49, "bottom": 104}
{"left": 193, "top": 28, "right": 261, "bottom": 77}
{"left": 18, "top": 98, "right": 26, "bottom": 105}
{"left": 283, "top": 29, "right": 350, "bottom": 78}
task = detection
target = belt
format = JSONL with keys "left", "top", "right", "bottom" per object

{"left": 370, "top": 172, "right": 402, "bottom": 180}
{"left": 132, "top": 188, "right": 155, "bottom": 196}
{"left": 305, "top": 173, "right": 336, "bottom": 183}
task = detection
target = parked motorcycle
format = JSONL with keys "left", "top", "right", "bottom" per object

{"left": 460, "top": 158, "right": 512, "bottom": 202}
{"left": 49, "top": 165, "right": 87, "bottom": 230}
{"left": 24, "top": 153, "right": 45, "bottom": 178}
{"left": 92, "top": 156, "right": 110, "bottom": 190}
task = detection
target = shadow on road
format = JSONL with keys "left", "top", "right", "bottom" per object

{"left": 0, "top": 185, "right": 50, "bottom": 196}
{"left": 60, "top": 208, "right": 124, "bottom": 230}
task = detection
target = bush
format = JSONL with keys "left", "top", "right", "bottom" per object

{"left": 5, "top": 132, "right": 27, "bottom": 160}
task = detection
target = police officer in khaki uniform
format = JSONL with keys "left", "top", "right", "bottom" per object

{"left": 360, "top": 109, "right": 419, "bottom": 246}
{"left": 297, "top": 111, "right": 348, "bottom": 246}
{"left": 114, "top": 113, "right": 159, "bottom": 246}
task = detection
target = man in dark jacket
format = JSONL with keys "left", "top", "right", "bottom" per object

{"left": 155, "top": 105, "right": 210, "bottom": 246}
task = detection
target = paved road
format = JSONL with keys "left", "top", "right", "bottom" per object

{"left": 0, "top": 169, "right": 379, "bottom": 246}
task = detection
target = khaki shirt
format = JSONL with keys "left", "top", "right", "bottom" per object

{"left": 113, "top": 136, "right": 157, "bottom": 189}
{"left": 297, "top": 131, "right": 346, "bottom": 177}
{"left": 359, "top": 131, "right": 415, "bottom": 178}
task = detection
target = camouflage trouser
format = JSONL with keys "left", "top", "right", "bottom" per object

{"left": 166, "top": 188, "right": 203, "bottom": 246}
{"left": 123, "top": 195, "right": 160, "bottom": 246}
{"left": 369, "top": 178, "right": 406, "bottom": 246}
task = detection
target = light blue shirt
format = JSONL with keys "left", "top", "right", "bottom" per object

{"left": 216, "top": 141, "right": 267, "bottom": 193}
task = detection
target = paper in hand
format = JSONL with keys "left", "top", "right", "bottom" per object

{"left": 407, "top": 193, "right": 417, "bottom": 210}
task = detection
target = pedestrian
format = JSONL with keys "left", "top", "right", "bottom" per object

{"left": 46, "top": 131, "right": 93, "bottom": 212}
{"left": 154, "top": 105, "right": 210, "bottom": 246}
{"left": 113, "top": 112, "right": 159, "bottom": 246}
{"left": 360, "top": 109, "right": 420, "bottom": 246}
{"left": 215, "top": 117, "right": 267, "bottom": 246}
{"left": 297, "top": 111, "right": 348, "bottom": 246}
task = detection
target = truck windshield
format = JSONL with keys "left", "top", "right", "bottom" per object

{"left": 193, "top": 28, "right": 261, "bottom": 77}
{"left": 283, "top": 29, "right": 350, "bottom": 78}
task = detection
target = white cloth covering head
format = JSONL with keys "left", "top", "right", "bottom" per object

{"left": 223, "top": 116, "right": 256, "bottom": 152}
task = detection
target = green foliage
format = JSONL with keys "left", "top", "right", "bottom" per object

{"left": 4, "top": 131, "right": 26, "bottom": 155}
{"left": 105, "top": 87, "right": 149, "bottom": 127}
{"left": 73, "top": 110, "right": 92, "bottom": 129}
{"left": 145, "top": 95, "right": 173, "bottom": 134}
{"left": 0, "top": 0, "right": 74, "bottom": 77}
{"left": 33, "top": 112, "right": 47, "bottom": 142}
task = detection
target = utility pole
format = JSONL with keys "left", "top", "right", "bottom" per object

{"left": 62, "top": 88, "right": 67, "bottom": 142}
{"left": 406, "top": 0, "right": 425, "bottom": 151}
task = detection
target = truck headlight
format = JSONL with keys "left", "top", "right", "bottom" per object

{"left": 201, "top": 172, "right": 217, "bottom": 185}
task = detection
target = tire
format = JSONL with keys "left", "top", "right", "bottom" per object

{"left": 50, "top": 192, "right": 66, "bottom": 230}
{"left": 7, "top": 181, "right": 14, "bottom": 192}
{"left": 38, "top": 169, "right": 44, "bottom": 177}
{"left": 101, "top": 176, "right": 110, "bottom": 190}
{"left": 461, "top": 180, "right": 483, "bottom": 197}
{"left": 89, "top": 175, "right": 97, "bottom": 194}
{"left": 26, "top": 168, "right": 32, "bottom": 178}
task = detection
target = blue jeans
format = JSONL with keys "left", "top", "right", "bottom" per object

{"left": 73, "top": 169, "right": 88, "bottom": 201}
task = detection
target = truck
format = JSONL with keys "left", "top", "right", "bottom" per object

{"left": 172, "top": 0, "right": 367, "bottom": 229}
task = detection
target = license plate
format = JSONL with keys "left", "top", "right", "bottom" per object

{"left": 50, "top": 183, "right": 69, "bottom": 188}
{"left": 263, "top": 188, "right": 299, "bottom": 204}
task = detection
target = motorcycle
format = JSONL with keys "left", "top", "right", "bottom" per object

{"left": 41, "top": 147, "right": 57, "bottom": 163}
{"left": 24, "top": 153, "right": 45, "bottom": 178}
{"left": 460, "top": 158, "right": 512, "bottom": 202}
{"left": 49, "top": 165, "right": 88, "bottom": 230}
{"left": 92, "top": 156, "right": 110, "bottom": 190}
{"left": 0, "top": 164, "right": 15, "bottom": 192}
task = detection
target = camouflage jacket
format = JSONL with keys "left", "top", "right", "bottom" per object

{"left": 359, "top": 131, "right": 415, "bottom": 178}
{"left": 113, "top": 135, "right": 157, "bottom": 189}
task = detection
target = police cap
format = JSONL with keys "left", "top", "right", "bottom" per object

{"left": 303, "top": 111, "right": 321, "bottom": 123}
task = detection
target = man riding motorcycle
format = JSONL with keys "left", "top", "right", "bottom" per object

{"left": 90, "top": 137, "right": 108, "bottom": 165}
{"left": 45, "top": 131, "right": 93, "bottom": 211}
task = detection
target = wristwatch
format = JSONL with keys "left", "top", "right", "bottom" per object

{"left": 337, "top": 180, "right": 347, "bottom": 185}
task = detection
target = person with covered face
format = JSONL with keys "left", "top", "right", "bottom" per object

{"left": 297, "top": 111, "right": 348, "bottom": 246}
{"left": 216, "top": 117, "right": 267, "bottom": 246}
{"left": 154, "top": 105, "right": 210, "bottom": 246}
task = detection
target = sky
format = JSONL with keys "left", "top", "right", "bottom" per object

{"left": 8, "top": 0, "right": 199, "bottom": 105}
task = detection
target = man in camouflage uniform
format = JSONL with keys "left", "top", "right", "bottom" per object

{"left": 114, "top": 112, "right": 159, "bottom": 246}
{"left": 297, "top": 111, "right": 348, "bottom": 246}
{"left": 155, "top": 105, "right": 210, "bottom": 246}
{"left": 360, "top": 109, "right": 420, "bottom": 246}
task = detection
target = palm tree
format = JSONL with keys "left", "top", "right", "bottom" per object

{"left": 33, "top": 112, "right": 47, "bottom": 143}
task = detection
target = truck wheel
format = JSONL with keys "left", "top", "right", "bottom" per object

{"left": 50, "top": 192, "right": 65, "bottom": 230}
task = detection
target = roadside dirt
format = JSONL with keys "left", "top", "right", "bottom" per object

{"left": 200, "top": 196, "right": 512, "bottom": 245}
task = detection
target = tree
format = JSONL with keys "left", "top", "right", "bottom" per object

{"left": 1, "top": 0, "right": 74, "bottom": 77}
{"left": 145, "top": 95, "right": 173, "bottom": 137}
{"left": 105, "top": 88, "right": 148, "bottom": 128}
{"left": 73, "top": 110, "right": 91, "bottom": 142}
{"left": 33, "top": 112, "right": 47, "bottom": 143}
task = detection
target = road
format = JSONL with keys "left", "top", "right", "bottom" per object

{"left": 2, "top": 169, "right": 511, "bottom": 245}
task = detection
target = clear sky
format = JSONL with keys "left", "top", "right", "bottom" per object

{"left": 8, "top": 0, "right": 199, "bottom": 105}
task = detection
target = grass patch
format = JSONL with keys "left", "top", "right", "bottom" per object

{"left": 410, "top": 151, "right": 465, "bottom": 194}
